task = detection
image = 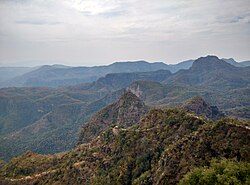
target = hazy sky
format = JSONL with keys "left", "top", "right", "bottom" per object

{"left": 0, "top": 0, "right": 250, "bottom": 66}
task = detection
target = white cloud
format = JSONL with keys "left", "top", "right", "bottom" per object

{"left": 0, "top": 0, "right": 250, "bottom": 66}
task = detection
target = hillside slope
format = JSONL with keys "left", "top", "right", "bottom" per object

{"left": 181, "top": 96, "right": 224, "bottom": 120}
{"left": 2, "top": 61, "right": 170, "bottom": 87}
{"left": 155, "top": 119, "right": 250, "bottom": 184}
{"left": 125, "top": 56, "right": 250, "bottom": 118}
{"left": 0, "top": 88, "right": 124, "bottom": 161}
{"left": 0, "top": 106, "right": 249, "bottom": 185}
{"left": 0, "top": 67, "right": 35, "bottom": 84}
{"left": 86, "top": 70, "right": 171, "bottom": 91}
{"left": 127, "top": 80, "right": 250, "bottom": 119}
{"left": 0, "top": 69, "right": 171, "bottom": 160}
{"left": 165, "top": 56, "right": 250, "bottom": 89}
{"left": 78, "top": 91, "right": 148, "bottom": 144}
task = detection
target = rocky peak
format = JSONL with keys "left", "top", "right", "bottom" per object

{"left": 127, "top": 84, "right": 143, "bottom": 98}
{"left": 191, "top": 55, "right": 234, "bottom": 72}
{"left": 117, "top": 91, "right": 141, "bottom": 104}
{"left": 181, "top": 96, "right": 224, "bottom": 120}
{"left": 78, "top": 91, "right": 148, "bottom": 144}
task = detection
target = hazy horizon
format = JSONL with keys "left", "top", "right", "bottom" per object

{"left": 0, "top": 56, "right": 249, "bottom": 68}
{"left": 1, "top": 0, "right": 250, "bottom": 67}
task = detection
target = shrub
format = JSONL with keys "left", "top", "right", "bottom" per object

{"left": 179, "top": 158, "right": 250, "bottom": 185}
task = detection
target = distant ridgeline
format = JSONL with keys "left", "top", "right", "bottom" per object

{"left": 0, "top": 57, "right": 249, "bottom": 88}
{"left": 0, "top": 91, "right": 249, "bottom": 185}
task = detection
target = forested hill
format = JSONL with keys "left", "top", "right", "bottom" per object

{"left": 0, "top": 95, "right": 249, "bottom": 185}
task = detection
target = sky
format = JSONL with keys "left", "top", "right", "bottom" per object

{"left": 0, "top": 0, "right": 250, "bottom": 67}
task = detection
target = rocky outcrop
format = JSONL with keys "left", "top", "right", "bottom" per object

{"left": 181, "top": 96, "right": 224, "bottom": 120}
{"left": 78, "top": 91, "right": 149, "bottom": 144}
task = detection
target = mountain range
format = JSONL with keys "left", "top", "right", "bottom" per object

{"left": 0, "top": 54, "right": 249, "bottom": 184}
{"left": 0, "top": 67, "right": 35, "bottom": 84}
{"left": 1, "top": 57, "right": 249, "bottom": 88}
{"left": 0, "top": 55, "right": 249, "bottom": 161}
{"left": 165, "top": 56, "right": 250, "bottom": 88}
{"left": 0, "top": 61, "right": 170, "bottom": 87}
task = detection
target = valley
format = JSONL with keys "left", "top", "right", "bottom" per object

{"left": 0, "top": 56, "right": 249, "bottom": 184}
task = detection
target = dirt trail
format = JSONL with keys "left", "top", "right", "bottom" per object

{"left": 6, "top": 169, "right": 57, "bottom": 182}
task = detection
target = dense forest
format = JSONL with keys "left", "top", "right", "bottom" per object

{"left": 0, "top": 92, "right": 249, "bottom": 184}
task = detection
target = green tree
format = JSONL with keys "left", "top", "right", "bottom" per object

{"left": 179, "top": 158, "right": 250, "bottom": 185}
